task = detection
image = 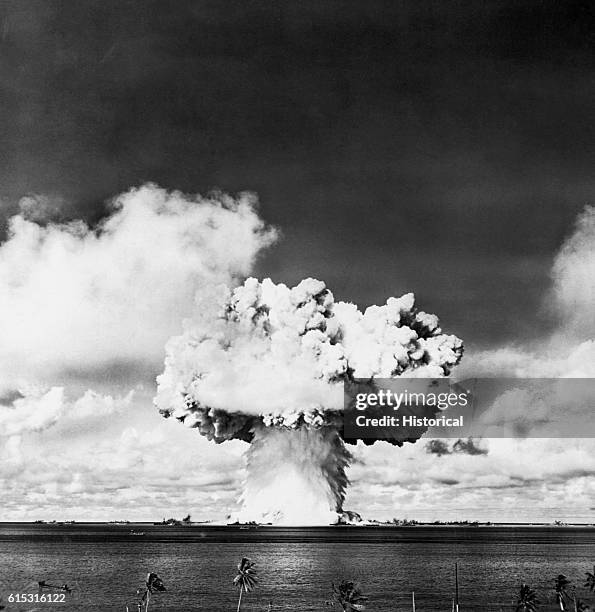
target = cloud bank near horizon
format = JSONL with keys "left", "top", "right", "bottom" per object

{"left": 432, "top": 205, "right": 595, "bottom": 521}
{"left": 0, "top": 188, "right": 594, "bottom": 522}
{"left": 0, "top": 184, "right": 277, "bottom": 521}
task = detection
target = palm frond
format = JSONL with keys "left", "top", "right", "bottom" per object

{"left": 554, "top": 573, "right": 571, "bottom": 609}
{"left": 234, "top": 557, "right": 258, "bottom": 593}
{"left": 146, "top": 572, "right": 166, "bottom": 593}
{"left": 516, "top": 582, "right": 540, "bottom": 612}
{"left": 332, "top": 580, "right": 369, "bottom": 610}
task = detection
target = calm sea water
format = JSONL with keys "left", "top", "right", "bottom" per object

{"left": 1, "top": 524, "right": 594, "bottom": 611}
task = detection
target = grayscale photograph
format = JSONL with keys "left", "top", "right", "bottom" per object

{"left": 0, "top": 1, "right": 594, "bottom": 610}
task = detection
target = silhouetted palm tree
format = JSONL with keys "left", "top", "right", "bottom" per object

{"left": 146, "top": 573, "right": 165, "bottom": 593}
{"left": 135, "top": 572, "right": 166, "bottom": 612}
{"left": 332, "top": 580, "right": 368, "bottom": 611}
{"left": 585, "top": 566, "right": 595, "bottom": 593}
{"left": 233, "top": 557, "right": 258, "bottom": 612}
{"left": 554, "top": 575, "right": 572, "bottom": 611}
{"left": 516, "top": 583, "right": 540, "bottom": 612}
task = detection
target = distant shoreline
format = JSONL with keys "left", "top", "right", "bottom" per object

{"left": 3, "top": 522, "right": 595, "bottom": 546}
{"left": 1, "top": 521, "right": 594, "bottom": 527}
{"left": 3, "top": 522, "right": 595, "bottom": 547}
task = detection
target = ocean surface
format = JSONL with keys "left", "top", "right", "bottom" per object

{"left": 1, "top": 524, "right": 594, "bottom": 611}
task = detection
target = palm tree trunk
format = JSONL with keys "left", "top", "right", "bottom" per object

{"left": 145, "top": 590, "right": 151, "bottom": 612}
{"left": 236, "top": 587, "right": 243, "bottom": 612}
{"left": 455, "top": 562, "right": 460, "bottom": 612}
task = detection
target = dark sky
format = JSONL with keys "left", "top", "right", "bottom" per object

{"left": 1, "top": 0, "right": 594, "bottom": 348}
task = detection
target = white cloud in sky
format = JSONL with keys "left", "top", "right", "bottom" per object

{"left": 0, "top": 390, "right": 245, "bottom": 521}
{"left": 0, "top": 387, "right": 64, "bottom": 437}
{"left": 345, "top": 436, "right": 595, "bottom": 523}
{"left": 0, "top": 183, "right": 276, "bottom": 384}
{"left": 0, "top": 387, "right": 135, "bottom": 439}
{"left": 551, "top": 204, "right": 595, "bottom": 336}
{"left": 463, "top": 205, "right": 595, "bottom": 378}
